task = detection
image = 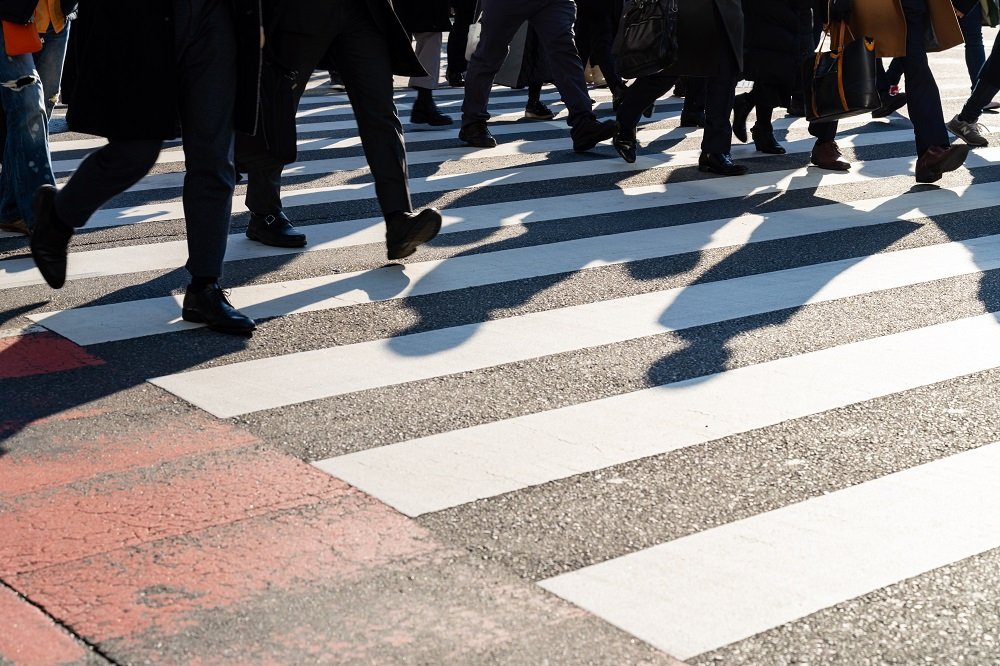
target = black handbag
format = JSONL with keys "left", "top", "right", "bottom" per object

{"left": 235, "top": 55, "right": 300, "bottom": 173}
{"left": 612, "top": 0, "right": 679, "bottom": 79}
{"left": 803, "top": 21, "right": 880, "bottom": 123}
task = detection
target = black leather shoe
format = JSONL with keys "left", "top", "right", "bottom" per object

{"left": 181, "top": 283, "right": 256, "bottom": 335}
{"left": 751, "top": 127, "right": 786, "bottom": 155}
{"left": 915, "top": 144, "right": 970, "bottom": 184}
{"left": 459, "top": 121, "right": 497, "bottom": 148}
{"left": 411, "top": 98, "right": 453, "bottom": 126}
{"left": 29, "top": 185, "right": 73, "bottom": 289}
{"left": 446, "top": 72, "right": 465, "bottom": 87}
{"left": 698, "top": 152, "right": 748, "bottom": 176}
{"left": 246, "top": 211, "right": 307, "bottom": 248}
{"left": 871, "top": 92, "right": 907, "bottom": 118}
{"left": 571, "top": 118, "right": 617, "bottom": 152}
{"left": 386, "top": 208, "right": 442, "bottom": 260}
{"left": 732, "top": 92, "right": 752, "bottom": 143}
{"left": 612, "top": 131, "right": 638, "bottom": 163}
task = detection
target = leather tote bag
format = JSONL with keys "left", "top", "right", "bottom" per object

{"left": 612, "top": 0, "right": 679, "bottom": 79}
{"left": 803, "top": 21, "right": 879, "bottom": 123}
{"left": 235, "top": 55, "right": 299, "bottom": 172}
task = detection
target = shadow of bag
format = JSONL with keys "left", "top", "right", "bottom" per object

{"left": 803, "top": 21, "right": 880, "bottom": 123}
{"left": 235, "top": 56, "right": 299, "bottom": 173}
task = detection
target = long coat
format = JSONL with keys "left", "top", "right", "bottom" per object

{"left": 743, "top": 0, "right": 813, "bottom": 90}
{"left": 64, "top": 0, "right": 262, "bottom": 141}
{"left": 663, "top": 0, "right": 744, "bottom": 77}
{"left": 278, "top": 0, "right": 425, "bottom": 77}
{"left": 394, "top": 0, "right": 451, "bottom": 34}
{"left": 849, "top": 0, "right": 963, "bottom": 57}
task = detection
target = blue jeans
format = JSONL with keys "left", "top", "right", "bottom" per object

{"left": 0, "top": 24, "right": 69, "bottom": 228}
{"left": 960, "top": 3, "right": 986, "bottom": 89}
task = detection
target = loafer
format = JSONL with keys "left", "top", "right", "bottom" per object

{"left": 871, "top": 92, "right": 907, "bottom": 118}
{"left": 810, "top": 140, "right": 850, "bottom": 171}
{"left": 571, "top": 118, "right": 617, "bottom": 152}
{"left": 915, "top": 144, "right": 970, "bottom": 184}
{"left": 459, "top": 121, "right": 497, "bottom": 148}
{"left": 386, "top": 208, "right": 442, "bottom": 260}
{"left": 612, "top": 131, "right": 638, "bottom": 163}
{"left": 29, "top": 185, "right": 73, "bottom": 289}
{"left": 697, "top": 152, "right": 747, "bottom": 176}
{"left": 181, "top": 282, "right": 256, "bottom": 335}
{"left": 246, "top": 211, "right": 307, "bottom": 248}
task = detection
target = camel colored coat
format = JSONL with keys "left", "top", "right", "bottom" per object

{"left": 847, "top": 0, "right": 963, "bottom": 57}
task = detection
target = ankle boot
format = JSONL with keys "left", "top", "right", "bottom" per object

{"left": 411, "top": 88, "right": 453, "bottom": 126}
{"left": 732, "top": 92, "right": 752, "bottom": 143}
{"left": 751, "top": 126, "right": 785, "bottom": 154}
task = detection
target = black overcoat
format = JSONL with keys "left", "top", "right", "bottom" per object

{"left": 394, "top": 0, "right": 451, "bottom": 34}
{"left": 742, "top": 0, "right": 813, "bottom": 90}
{"left": 64, "top": 0, "right": 262, "bottom": 141}
{"left": 662, "top": 0, "right": 744, "bottom": 77}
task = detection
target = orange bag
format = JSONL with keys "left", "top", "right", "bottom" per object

{"left": 2, "top": 20, "right": 43, "bottom": 56}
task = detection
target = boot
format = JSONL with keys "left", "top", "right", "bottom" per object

{"left": 411, "top": 88, "right": 453, "bottom": 127}
{"left": 732, "top": 92, "right": 752, "bottom": 143}
{"left": 751, "top": 126, "right": 785, "bottom": 155}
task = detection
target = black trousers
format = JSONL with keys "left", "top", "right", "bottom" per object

{"left": 55, "top": 0, "right": 237, "bottom": 279}
{"left": 810, "top": 0, "right": 948, "bottom": 155}
{"left": 574, "top": 0, "right": 624, "bottom": 93}
{"left": 242, "top": 0, "right": 410, "bottom": 217}
{"left": 617, "top": 47, "right": 739, "bottom": 154}
{"left": 447, "top": 0, "right": 476, "bottom": 77}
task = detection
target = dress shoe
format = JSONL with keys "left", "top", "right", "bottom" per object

{"left": 732, "top": 92, "right": 752, "bottom": 143}
{"left": 0, "top": 218, "right": 29, "bottom": 235}
{"left": 698, "top": 152, "right": 748, "bottom": 176}
{"left": 571, "top": 117, "right": 617, "bottom": 152}
{"left": 29, "top": 184, "right": 73, "bottom": 289}
{"left": 411, "top": 96, "right": 453, "bottom": 127}
{"left": 915, "top": 144, "right": 970, "bottom": 184}
{"left": 524, "top": 100, "right": 555, "bottom": 120}
{"left": 810, "top": 140, "right": 850, "bottom": 171}
{"left": 871, "top": 92, "right": 907, "bottom": 118}
{"left": 459, "top": 121, "right": 497, "bottom": 148}
{"left": 751, "top": 126, "right": 786, "bottom": 155}
{"left": 385, "top": 208, "right": 442, "bottom": 260}
{"left": 612, "top": 130, "right": 638, "bottom": 163}
{"left": 246, "top": 211, "right": 307, "bottom": 248}
{"left": 446, "top": 72, "right": 465, "bottom": 87}
{"left": 680, "top": 110, "right": 706, "bottom": 127}
{"left": 181, "top": 282, "right": 256, "bottom": 335}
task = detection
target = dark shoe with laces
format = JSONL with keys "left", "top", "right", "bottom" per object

{"left": 246, "top": 211, "right": 307, "bottom": 248}
{"left": 698, "top": 152, "right": 748, "bottom": 176}
{"left": 459, "top": 121, "right": 497, "bottom": 148}
{"left": 915, "top": 144, "right": 970, "bottom": 184}
{"left": 181, "top": 282, "right": 256, "bottom": 335}
{"left": 732, "top": 92, "right": 752, "bottom": 143}
{"left": 571, "top": 118, "right": 617, "bottom": 152}
{"left": 751, "top": 127, "right": 786, "bottom": 155}
{"left": 386, "top": 208, "right": 442, "bottom": 260}
{"left": 810, "top": 140, "right": 851, "bottom": 171}
{"left": 29, "top": 184, "right": 73, "bottom": 289}
{"left": 612, "top": 130, "right": 638, "bottom": 163}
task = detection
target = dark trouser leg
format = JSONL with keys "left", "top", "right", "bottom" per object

{"left": 55, "top": 139, "right": 162, "bottom": 228}
{"left": 752, "top": 84, "right": 780, "bottom": 133}
{"left": 616, "top": 72, "right": 676, "bottom": 136}
{"left": 959, "top": 30, "right": 1000, "bottom": 122}
{"left": 809, "top": 119, "right": 838, "bottom": 142}
{"left": 576, "top": 0, "right": 624, "bottom": 93}
{"left": 529, "top": 0, "right": 595, "bottom": 127}
{"left": 334, "top": 0, "right": 411, "bottom": 216}
{"left": 701, "top": 49, "right": 739, "bottom": 154}
{"left": 899, "top": 0, "right": 949, "bottom": 154}
{"left": 461, "top": 0, "right": 529, "bottom": 127}
{"left": 448, "top": 0, "right": 475, "bottom": 77}
{"left": 959, "top": 3, "right": 985, "bottom": 88}
{"left": 174, "top": 0, "right": 238, "bottom": 279}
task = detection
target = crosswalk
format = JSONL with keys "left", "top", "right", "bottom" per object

{"left": 5, "top": 60, "right": 1000, "bottom": 662}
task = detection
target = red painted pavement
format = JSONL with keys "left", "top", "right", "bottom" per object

{"left": 0, "top": 333, "right": 103, "bottom": 380}
{"left": 0, "top": 584, "right": 86, "bottom": 665}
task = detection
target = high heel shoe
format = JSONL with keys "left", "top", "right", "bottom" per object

{"left": 732, "top": 92, "right": 752, "bottom": 143}
{"left": 751, "top": 126, "right": 785, "bottom": 155}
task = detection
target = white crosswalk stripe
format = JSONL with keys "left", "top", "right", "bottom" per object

{"left": 7, "top": 56, "right": 1000, "bottom": 662}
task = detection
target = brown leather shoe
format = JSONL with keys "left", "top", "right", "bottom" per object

{"left": 810, "top": 140, "right": 850, "bottom": 171}
{"left": 914, "top": 144, "right": 970, "bottom": 184}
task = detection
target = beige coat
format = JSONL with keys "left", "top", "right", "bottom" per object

{"left": 848, "top": 0, "right": 963, "bottom": 57}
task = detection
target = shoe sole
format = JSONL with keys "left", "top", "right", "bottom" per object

{"left": 946, "top": 124, "right": 988, "bottom": 147}
{"left": 387, "top": 211, "right": 442, "bottom": 260}
{"left": 181, "top": 308, "right": 257, "bottom": 334}
{"left": 915, "top": 145, "right": 970, "bottom": 184}
{"left": 246, "top": 229, "right": 307, "bottom": 248}
{"left": 411, "top": 117, "right": 455, "bottom": 127}
{"left": 573, "top": 123, "right": 618, "bottom": 152}
{"left": 698, "top": 165, "right": 749, "bottom": 176}
{"left": 524, "top": 113, "right": 555, "bottom": 120}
